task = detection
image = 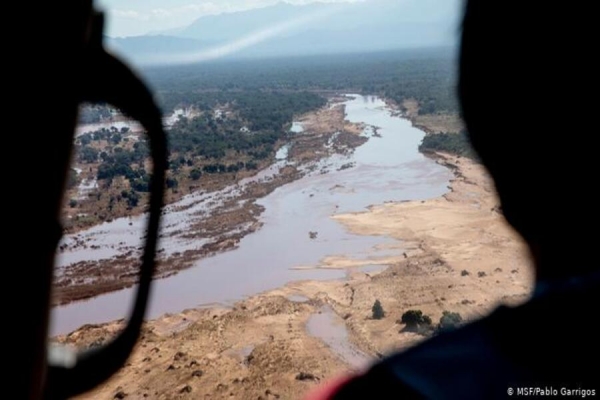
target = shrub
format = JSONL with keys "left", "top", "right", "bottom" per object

{"left": 189, "top": 169, "right": 202, "bottom": 181}
{"left": 399, "top": 310, "right": 432, "bottom": 333}
{"left": 131, "top": 178, "right": 150, "bottom": 192}
{"left": 419, "top": 131, "right": 477, "bottom": 160}
{"left": 166, "top": 177, "right": 179, "bottom": 189}
{"left": 438, "top": 311, "right": 463, "bottom": 333}
{"left": 126, "top": 191, "right": 139, "bottom": 208}
{"left": 372, "top": 300, "right": 385, "bottom": 320}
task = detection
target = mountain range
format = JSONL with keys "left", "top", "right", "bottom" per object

{"left": 108, "top": 0, "right": 461, "bottom": 66}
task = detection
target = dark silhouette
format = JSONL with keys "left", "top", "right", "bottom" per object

{"left": 14, "top": 1, "right": 597, "bottom": 399}
{"left": 13, "top": 4, "right": 166, "bottom": 399}
{"left": 322, "top": 1, "right": 600, "bottom": 398}
{"left": 399, "top": 310, "right": 432, "bottom": 333}
{"left": 372, "top": 300, "right": 385, "bottom": 320}
{"left": 437, "top": 311, "right": 462, "bottom": 333}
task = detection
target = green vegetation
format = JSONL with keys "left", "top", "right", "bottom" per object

{"left": 399, "top": 310, "right": 433, "bottom": 333}
{"left": 188, "top": 169, "right": 202, "bottom": 181}
{"left": 419, "top": 131, "right": 477, "bottom": 160}
{"left": 166, "top": 91, "right": 324, "bottom": 183}
{"left": 167, "top": 91, "right": 325, "bottom": 162}
{"left": 96, "top": 143, "right": 149, "bottom": 182}
{"left": 70, "top": 49, "right": 459, "bottom": 224}
{"left": 67, "top": 169, "right": 79, "bottom": 189}
{"left": 372, "top": 300, "right": 385, "bottom": 320}
{"left": 73, "top": 91, "right": 325, "bottom": 214}
{"left": 166, "top": 177, "right": 179, "bottom": 189}
{"left": 121, "top": 190, "right": 140, "bottom": 208}
{"left": 145, "top": 48, "right": 458, "bottom": 116}
{"left": 79, "top": 104, "right": 112, "bottom": 124}
{"left": 79, "top": 146, "right": 99, "bottom": 163}
{"left": 438, "top": 311, "right": 463, "bottom": 332}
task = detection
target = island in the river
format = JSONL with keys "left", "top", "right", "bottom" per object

{"left": 53, "top": 49, "right": 532, "bottom": 400}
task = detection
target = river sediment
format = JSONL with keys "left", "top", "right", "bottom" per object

{"left": 59, "top": 150, "right": 532, "bottom": 400}
{"left": 52, "top": 94, "right": 451, "bottom": 335}
{"left": 52, "top": 94, "right": 534, "bottom": 399}
{"left": 53, "top": 98, "right": 366, "bottom": 309}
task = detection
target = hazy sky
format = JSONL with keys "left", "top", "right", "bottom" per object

{"left": 98, "top": 0, "right": 363, "bottom": 37}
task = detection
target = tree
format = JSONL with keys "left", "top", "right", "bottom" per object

{"left": 419, "top": 131, "right": 476, "bottom": 160}
{"left": 189, "top": 169, "right": 202, "bottom": 181}
{"left": 67, "top": 169, "right": 79, "bottom": 189}
{"left": 400, "top": 310, "right": 432, "bottom": 332}
{"left": 126, "top": 191, "right": 139, "bottom": 208}
{"left": 166, "top": 177, "right": 179, "bottom": 189}
{"left": 438, "top": 311, "right": 463, "bottom": 332}
{"left": 110, "top": 133, "right": 122, "bottom": 144}
{"left": 131, "top": 177, "right": 150, "bottom": 193}
{"left": 79, "top": 146, "right": 99, "bottom": 163}
{"left": 79, "top": 135, "right": 92, "bottom": 146}
{"left": 372, "top": 300, "right": 385, "bottom": 320}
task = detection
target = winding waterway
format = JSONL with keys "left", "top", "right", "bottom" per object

{"left": 51, "top": 95, "right": 452, "bottom": 335}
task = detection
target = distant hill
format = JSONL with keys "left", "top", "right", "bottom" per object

{"left": 109, "top": 0, "right": 461, "bottom": 66}
{"left": 107, "top": 35, "right": 213, "bottom": 57}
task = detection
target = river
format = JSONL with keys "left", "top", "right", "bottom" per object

{"left": 51, "top": 95, "right": 452, "bottom": 335}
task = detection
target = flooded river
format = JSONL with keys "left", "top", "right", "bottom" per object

{"left": 51, "top": 95, "right": 451, "bottom": 335}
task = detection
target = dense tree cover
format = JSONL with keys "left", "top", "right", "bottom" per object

{"left": 79, "top": 127, "right": 124, "bottom": 146}
{"left": 167, "top": 91, "right": 324, "bottom": 164}
{"left": 143, "top": 48, "right": 458, "bottom": 115}
{"left": 74, "top": 129, "right": 151, "bottom": 185}
{"left": 235, "top": 91, "right": 326, "bottom": 131}
{"left": 170, "top": 116, "right": 274, "bottom": 160}
{"left": 419, "top": 131, "right": 477, "bottom": 160}
{"left": 78, "top": 104, "right": 112, "bottom": 124}
{"left": 74, "top": 49, "right": 460, "bottom": 211}
{"left": 96, "top": 142, "right": 149, "bottom": 182}
{"left": 79, "top": 146, "right": 99, "bottom": 163}
{"left": 75, "top": 91, "right": 324, "bottom": 201}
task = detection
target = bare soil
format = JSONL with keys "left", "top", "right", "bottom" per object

{"left": 61, "top": 151, "right": 533, "bottom": 399}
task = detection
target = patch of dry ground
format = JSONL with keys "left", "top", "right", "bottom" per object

{"left": 64, "top": 297, "right": 347, "bottom": 400}
{"left": 66, "top": 151, "right": 533, "bottom": 399}
{"left": 298, "top": 103, "right": 365, "bottom": 136}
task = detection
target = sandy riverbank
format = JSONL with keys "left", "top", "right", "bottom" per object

{"left": 61, "top": 151, "right": 533, "bottom": 399}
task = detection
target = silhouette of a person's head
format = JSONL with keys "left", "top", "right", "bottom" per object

{"left": 459, "top": 1, "right": 595, "bottom": 282}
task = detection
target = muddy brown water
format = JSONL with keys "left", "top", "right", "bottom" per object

{"left": 51, "top": 95, "right": 452, "bottom": 335}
